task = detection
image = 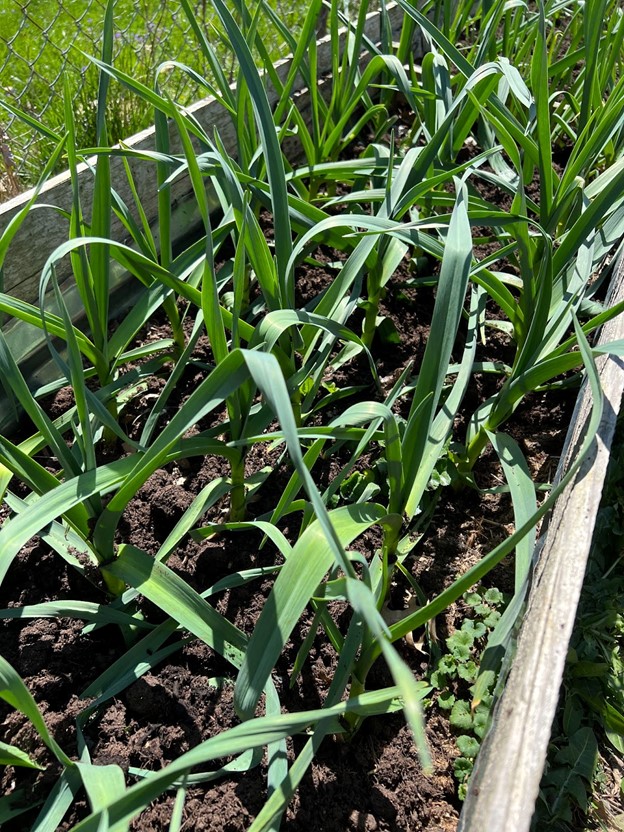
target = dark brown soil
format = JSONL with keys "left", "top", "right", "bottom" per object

{"left": 0, "top": 240, "right": 577, "bottom": 830}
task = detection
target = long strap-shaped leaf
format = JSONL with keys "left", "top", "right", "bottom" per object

{"left": 0, "top": 655, "right": 72, "bottom": 767}
{"left": 0, "top": 601, "right": 153, "bottom": 630}
{"left": 234, "top": 502, "right": 389, "bottom": 719}
{"left": 0, "top": 739, "right": 43, "bottom": 770}
{"left": 69, "top": 688, "right": 404, "bottom": 832}
{"left": 88, "top": 0, "right": 114, "bottom": 364}
{"left": 470, "top": 430, "right": 538, "bottom": 706}
{"left": 251, "top": 309, "right": 379, "bottom": 387}
{"left": 402, "top": 179, "right": 472, "bottom": 517}
{"left": 0, "top": 436, "right": 90, "bottom": 534}
{"left": 401, "top": 285, "right": 481, "bottom": 524}
{"left": 208, "top": 0, "right": 294, "bottom": 305}
{"left": 104, "top": 545, "right": 247, "bottom": 669}
{"left": 488, "top": 431, "right": 537, "bottom": 589}
{"left": 0, "top": 294, "right": 101, "bottom": 370}
{"left": 75, "top": 761, "right": 126, "bottom": 820}
{"left": 0, "top": 136, "right": 67, "bottom": 272}
{"left": 0, "top": 455, "right": 135, "bottom": 586}
{"left": 30, "top": 767, "right": 82, "bottom": 832}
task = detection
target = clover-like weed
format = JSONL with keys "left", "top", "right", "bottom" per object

{"left": 429, "top": 586, "right": 507, "bottom": 800}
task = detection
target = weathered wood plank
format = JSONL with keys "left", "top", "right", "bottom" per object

{"left": 458, "top": 250, "right": 624, "bottom": 832}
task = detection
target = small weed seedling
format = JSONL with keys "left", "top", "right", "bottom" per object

{"left": 429, "top": 587, "right": 507, "bottom": 800}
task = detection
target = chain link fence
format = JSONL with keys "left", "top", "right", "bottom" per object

{"left": 0, "top": 0, "right": 301, "bottom": 202}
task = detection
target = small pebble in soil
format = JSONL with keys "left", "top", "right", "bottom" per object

{"left": 348, "top": 809, "right": 378, "bottom": 831}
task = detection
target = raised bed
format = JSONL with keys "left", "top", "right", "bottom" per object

{"left": 1, "top": 2, "right": 623, "bottom": 829}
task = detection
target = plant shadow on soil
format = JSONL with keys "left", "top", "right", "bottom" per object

{"left": 0, "top": 250, "right": 577, "bottom": 830}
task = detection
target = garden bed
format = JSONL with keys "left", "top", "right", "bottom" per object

{"left": 0, "top": 265, "right": 579, "bottom": 831}
{"left": 1, "top": 0, "right": 624, "bottom": 830}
